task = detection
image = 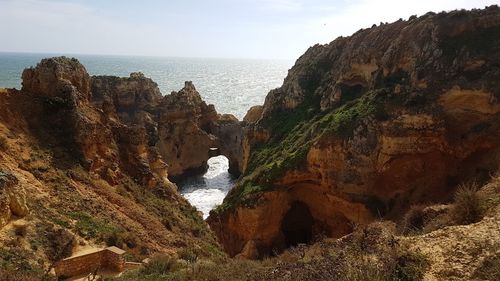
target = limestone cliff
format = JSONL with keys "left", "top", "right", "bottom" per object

{"left": 0, "top": 57, "right": 241, "bottom": 272}
{"left": 0, "top": 171, "right": 29, "bottom": 227}
{"left": 207, "top": 6, "right": 500, "bottom": 258}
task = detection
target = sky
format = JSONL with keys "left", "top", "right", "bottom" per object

{"left": 0, "top": 0, "right": 498, "bottom": 60}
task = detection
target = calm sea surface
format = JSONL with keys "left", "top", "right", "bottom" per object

{"left": 0, "top": 52, "right": 292, "bottom": 218}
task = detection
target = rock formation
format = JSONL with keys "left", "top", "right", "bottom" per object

{"left": 207, "top": 6, "right": 500, "bottom": 258}
{"left": 22, "top": 57, "right": 91, "bottom": 104}
{"left": 0, "top": 56, "right": 242, "bottom": 271}
{"left": 0, "top": 171, "right": 29, "bottom": 227}
{"left": 18, "top": 57, "right": 245, "bottom": 186}
{"left": 156, "top": 81, "right": 219, "bottom": 177}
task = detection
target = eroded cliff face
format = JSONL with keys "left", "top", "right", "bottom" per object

{"left": 156, "top": 82, "right": 218, "bottom": 177}
{"left": 208, "top": 6, "right": 500, "bottom": 258}
{"left": 0, "top": 57, "right": 246, "bottom": 268}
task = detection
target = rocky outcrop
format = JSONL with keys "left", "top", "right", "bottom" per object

{"left": 91, "top": 73, "right": 167, "bottom": 186}
{"left": 145, "top": 80, "right": 245, "bottom": 178}
{"left": 19, "top": 58, "right": 245, "bottom": 186}
{"left": 20, "top": 57, "right": 123, "bottom": 185}
{"left": 0, "top": 171, "right": 29, "bottom": 227}
{"left": 212, "top": 114, "right": 245, "bottom": 176}
{"left": 91, "top": 73, "right": 162, "bottom": 123}
{"left": 243, "top": 106, "right": 263, "bottom": 123}
{"left": 0, "top": 59, "right": 234, "bottom": 271}
{"left": 22, "top": 57, "right": 91, "bottom": 105}
{"left": 156, "top": 82, "right": 218, "bottom": 177}
{"left": 208, "top": 6, "right": 500, "bottom": 258}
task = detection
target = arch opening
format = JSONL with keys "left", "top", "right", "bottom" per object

{"left": 280, "top": 201, "right": 314, "bottom": 247}
{"left": 177, "top": 155, "right": 237, "bottom": 218}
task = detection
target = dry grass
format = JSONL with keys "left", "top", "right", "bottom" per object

{"left": 14, "top": 224, "right": 28, "bottom": 237}
{"left": 0, "top": 270, "right": 55, "bottom": 281}
{"left": 0, "top": 135, "right": 7, "bottom": 150}
{"left": 44, "top": 227, "right": 77, "bottom": 263}
{"left": 399, "top": 177, "right": 499, "bottom": 235}
{"left": 400, "top": 205, "right": 426, "bottom": 235}
{"left": 140, "top": 254, "right": 182, "bottom": 276}
{"left": 451, "top": 182, "right": 485, "bottom": 225}
{"left": 475, "top": 254, "right": 500, "bottom": 280}
{"left": 110, "top": 222, "right": 429, "bottom": 281}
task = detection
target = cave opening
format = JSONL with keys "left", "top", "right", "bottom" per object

{"left": 281, "top": 201, "right": 314, "bottom": 247}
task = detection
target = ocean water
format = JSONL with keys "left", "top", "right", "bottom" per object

{"left": 0, "top": 52, "right": 291, "bottom": 218}
{"left": 0, "top": 52, "right": 291, "bottom": 119}
{"left": 176, "top": 156, "right": 237, "bottom": 218}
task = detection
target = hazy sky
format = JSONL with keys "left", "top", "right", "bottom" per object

{"left": 0, "top": 0, "right": 498, "bottom": 59}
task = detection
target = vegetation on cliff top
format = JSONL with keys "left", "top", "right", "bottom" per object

{"left": 215, "top": 88, "right": 394, "bottom": 213}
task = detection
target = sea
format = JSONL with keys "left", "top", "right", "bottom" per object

{"left": 0, "top": 52, "right": 292, "bottom": 218}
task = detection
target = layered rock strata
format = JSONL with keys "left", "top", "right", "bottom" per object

{"left": 208, "top": 6, "right": 500, "bottom": 258}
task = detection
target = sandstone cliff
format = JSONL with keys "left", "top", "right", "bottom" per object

{"left": 0, "top": 57, "right": 245, "bottom": 273}
{"left": 0, "top": 171, "right": 29, "bottom": 227}
{"left": 208, "top": 6, "right": 500, "bottom": 258}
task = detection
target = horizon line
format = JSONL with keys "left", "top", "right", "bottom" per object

{"left": 0, "top": 50, "right": 296, "bottom": 62}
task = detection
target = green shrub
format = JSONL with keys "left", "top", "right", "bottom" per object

{"left": 177, "top": 247, "right": 199, "bottom": 263}
{"left": 105, "top": 229, "right": 139, "bottom": 249}
{"left": 105, "top": 230, "right": 125, "bottom": 248}
{"left": 68, "top": 211, "right": 117, "bottom": 239}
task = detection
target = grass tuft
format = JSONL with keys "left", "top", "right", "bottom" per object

{"left": 451, "top": 182, "right": 485, "bottom": 225}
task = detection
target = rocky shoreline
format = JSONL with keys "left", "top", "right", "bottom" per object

{"left": 0, "top": 5, "right": 499, "bottom": 281}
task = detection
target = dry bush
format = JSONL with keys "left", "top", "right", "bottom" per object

{"left": 14, "top": 224, "right": 28, "bottom": 237}
{"left": 451, "top": 182, "right": 485, "bottom": 225}
{"left": 140, "top": 254, "right": 181, "bottom": 276}
{"left": 177, "top": 247, "right": 199, "bottom": 263}
{"left": 110, "top": 222, "right": 429, "bottom": 281}
{"left": 0, "top": 270, "right": 48, "bottom": 281}
{"left": 105, "top": 229, "right": 139, "bottom": 249}
{"left": 399, "top": 205, "right": 426, "bottom": 234}
{"left": 475, "top": 254, "right": 500, "bottom": 280}
{"left": 44, "top": 227, "right": 77, "bottom": 263}
{"left": 0, "top": 135, "right": 8, "bottom": 151}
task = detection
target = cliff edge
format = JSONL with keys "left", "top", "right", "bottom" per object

{"left": 208, "top": 6, "right": 500, "bottom": 258}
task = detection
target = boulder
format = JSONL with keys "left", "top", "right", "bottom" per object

{"left": 0, "top": 171, "right": 29, "bottom": 227}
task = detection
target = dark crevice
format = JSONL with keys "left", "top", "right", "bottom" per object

{"left": 280, "top": 201, "right": 314, "bottom": 247}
